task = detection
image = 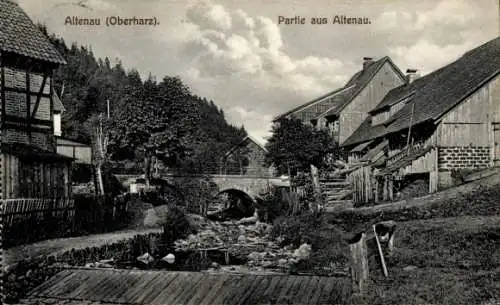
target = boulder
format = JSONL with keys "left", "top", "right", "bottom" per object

{"left": 403, "top": 265, "right": 418, "bottom": 272}
{"left": 161, "top": 253, "right": 176, "bottom": 264}
{"left": 293, "top": 243, "right": 312, "bottom": 260}
{"left": 137, "top": 252, "right": 155, "bottom": 265}
{"left": 143, "top": 205, "right": 170, "bottom": 228}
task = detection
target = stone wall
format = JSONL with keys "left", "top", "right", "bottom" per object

{"left": 438, "top": 146, "right": 491, "bottom": 170}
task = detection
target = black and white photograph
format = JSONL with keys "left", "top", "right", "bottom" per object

{"left": 0, "top": 0, "right": 499, "bottom": 304}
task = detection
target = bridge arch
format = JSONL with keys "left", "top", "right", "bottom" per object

{"left": 215, "top": 188, "right": 256, "bottom": 204}
{"left": 210, "top": 188, "right": 256, "bottom": 219}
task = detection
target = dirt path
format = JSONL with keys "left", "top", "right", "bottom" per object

{"left": 4, "top": 228, "right": 162, "bottom": 268}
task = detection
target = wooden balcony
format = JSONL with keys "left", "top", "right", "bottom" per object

{"left": 387, "top": 141, "right": 427, "bottom": 166}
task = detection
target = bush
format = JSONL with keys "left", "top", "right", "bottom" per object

{"left": 270, "top": 212, "right": 322, "bottom": 248}
{"left": 162, "top": 205, "right": 195, "bottom": 249}
{"left": 271, "top": 213, "right": 350, "bottom": 275}
{"left": 256, "top": 187, "right": 291, "bottom": 223}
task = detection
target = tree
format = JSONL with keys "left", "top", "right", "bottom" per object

{"left": 84, "top": 113, "right": 112, "bottom": 195}
{"left": 108, "top": 76, "right": 202, "bottom": 185}
{"left": 40, "top": 25, "right": 246, "bottom": 179}
{"left": 264, "top": 118, "right": 340, "bottom": 176}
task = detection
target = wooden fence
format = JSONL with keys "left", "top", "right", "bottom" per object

{"left": 1, "top": 195, "right": 129, "bottom": 248}
{"left": 349, "top": 166, "right": 374, "bottom": 205}
{"left": 2, "top": 198, "right": 75, "bottom": 227}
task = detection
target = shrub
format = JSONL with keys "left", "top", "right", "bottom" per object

{"left": 270, "top": 212, "right": 322, "bottom": 248}
{"left": 256, "top": 187, "right": 291, "bottom": 223}
{"left": 162, "top": 205, "right": 195, "bottom": 249}
{"left": 271, "top": 213, "right": 350, "bottom": 275}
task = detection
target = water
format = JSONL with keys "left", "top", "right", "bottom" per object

{"left": 115, "top": 249, "right": 247, "bottom": 271}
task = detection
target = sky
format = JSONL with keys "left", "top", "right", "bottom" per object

{"left": 16, "top": 0, "right": 500, "bottom": 143}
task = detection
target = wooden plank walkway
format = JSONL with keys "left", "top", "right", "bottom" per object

{"left": 26, "top": 268, "right": 351, "bottom": 305}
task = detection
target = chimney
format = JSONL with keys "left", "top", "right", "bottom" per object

{"left": 406, "top": 69, "right": 420, "bottom": 84}
{"left": 363, "top": 57, "right": 374, "bottom": 69}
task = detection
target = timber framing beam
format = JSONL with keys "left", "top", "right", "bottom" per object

{"left": 2, "top": 85, "right": 51, "bottom": 97}
{"left": 26, "top": 63, "right": 31, "bottom": 135}
{"left": 3, "top": 114, "right": 52, "bottom": 126}
{"left": 50, "top": 70, "right": 54, "bottom": 136}
{"left": 1, "top": 52, "right": 5, "bottom": 122}
{"left": 3, "top": 122, "right": 51, "bottom": 133}
{"left": 31, "top": 74, "right": 48, "bottom": 119}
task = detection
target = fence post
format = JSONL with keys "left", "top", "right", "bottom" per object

{"left": 309, "top": 164, "right": 322, "bottom": 212}
{"left": 349, "top": 232, "right": 369, "bottom": 294}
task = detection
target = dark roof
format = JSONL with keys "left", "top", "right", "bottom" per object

{"left": 385, "top": 37, "right": 500, "bottom": 135}
{"left": 350, "top": 140, "right": 372, "bottom": 152}
{"left": 313, "top": 85, "right": 357, "bottom": 118}
{"left": 0, "top": 0, "right": 66, "bottom": 64}
{"left": 2, "top": 142, "right": 74, "bottom": 162}
{"left": 223, "top": 135, "right": 267, "bottom": 158}
{"left": 369, "top": 88, "right": 416, "bottom": 114}
{"left": 272, "top": 87, "right": 346, "bottom": 121}
{"left": 344, "top": 36, "right": 500, "bottom": 146}
{"left": 273, "top": 56, "right": 405, "bottom": 122}
{"left": 342, "top": 117, "right": 386, "bottom": 147}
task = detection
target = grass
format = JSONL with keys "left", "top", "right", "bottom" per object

{"left": 376, "top": 216, "right": 500, "bottom": 305}
{"left": 345, "top": 209, "right": 500, "bottom": 305}
{"left": 320, "top": 182, "right": 500, "bottom": 305}
{"left": 328, "top": 184, "right": 500, "bottom": 233}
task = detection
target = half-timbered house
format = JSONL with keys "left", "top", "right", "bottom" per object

{"left": 273, "top": 56, "right": 407, "bottom": 146}
{"left": 343, "top": 36, "right": 500, "bottom": 203}
{"left": 0, "top": 0, "right": 73, "bottom": 200}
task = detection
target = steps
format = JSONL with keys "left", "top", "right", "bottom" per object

{"left": 320, "top": 174, "right": 353, "bottom": 211}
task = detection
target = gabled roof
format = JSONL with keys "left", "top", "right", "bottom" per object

{"left": 272, "top": 87, "right": 346, "bottom": 122}
{"left": 384, "top": 36, "right": 500, "bottom": 135}
{"left": 0, "top": 0, "right": 66, "bottom": 64}
{"left": 343, "top": 36, "right": 500, "bottom": 147}
{"left": 315, "top": 56, "right": 406, "bottom": 119}
{"left": 273, "top": 56, "right": 405, "bottom": 122}
{"left": 223, "top": 135, "right": 267, "bottom": 158}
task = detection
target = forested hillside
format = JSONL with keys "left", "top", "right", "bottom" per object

{"left": 38, "top": 25, "right": 246, "bottom": 174}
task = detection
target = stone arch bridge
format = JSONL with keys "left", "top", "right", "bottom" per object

{"left": 115, "top": 174, "right": 289, "bottom": 203}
